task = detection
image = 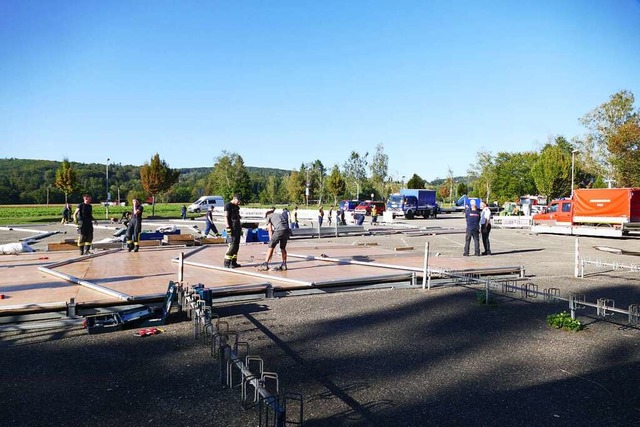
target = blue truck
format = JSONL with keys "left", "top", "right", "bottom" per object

{"left": 440, "top": 195, "right": 500, "bottom": 214}
{"left": 456, "top": 195, "right": 482, "bottom": 210}
{"left": 386, "top": 189, "right": 438, "bottom": 219}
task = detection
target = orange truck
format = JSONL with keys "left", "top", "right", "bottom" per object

{"left": 531, "top": 188, "right": 640, "bottom": 237}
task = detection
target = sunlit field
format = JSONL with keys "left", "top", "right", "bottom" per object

{"left": 0, "top": 203, "right": 198, "bottom": 225}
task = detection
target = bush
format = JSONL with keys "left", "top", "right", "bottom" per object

{"left": 476, "top": 291, "right": 495, "bottom": 305}
{"left": 546, "top": 311, "right": 582, "bottom": 332}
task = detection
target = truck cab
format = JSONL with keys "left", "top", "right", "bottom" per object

{"left": 532, "top": 199, "right": 572, "bottom": 228}
{"left": 386, "top": 189, "right": 437, "bottom": 219}
{"left": 531, "top": 188, "right": 640, "bottom": 237}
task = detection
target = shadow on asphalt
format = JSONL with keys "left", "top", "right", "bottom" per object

{"left": 1, "top": 286, "right": 639, "bottom": 426}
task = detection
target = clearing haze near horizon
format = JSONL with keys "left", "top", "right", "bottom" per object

{"left": 1, "top": 0, "right": 639, "bottom": 182}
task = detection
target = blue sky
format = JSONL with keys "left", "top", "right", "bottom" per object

{"left": 1, "top": 0, "right": 639, "bottom": 182}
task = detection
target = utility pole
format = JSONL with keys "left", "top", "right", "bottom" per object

{"left": 106, "top": 158, "right": 110, "bottom": 219}
{"left": 571, "top": 150, "right": 578, "bottom": 197}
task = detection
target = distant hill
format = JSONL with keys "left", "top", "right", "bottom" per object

{"left": 0, "top": 158, "right": 291, "bottom": 205}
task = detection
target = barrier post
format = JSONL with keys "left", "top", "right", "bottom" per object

{"left": 574, "top": 238, "right": 579, "bottom": 278}
{"left": 422, "top": 242, "right": 430, "bottom": 290}
{"left": 179, "top": 252, "right": 184, "bottom": 283}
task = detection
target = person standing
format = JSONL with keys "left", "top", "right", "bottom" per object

{"left": 480, "top": 201, "right": 492, "bottom": 255}
{"left": 61, "top": 203, "right": 71, "bottom": 224}
{"left": 223, "top": 194, "right": 242, "bottom": 268}
{"left": 73, "top": 194, "right": 98, "bottom": 256}
{"left": 181, "top": 204, "right": 187, "bottom": 220}
{"left": 318, "top": 205, "right": 324, "bottom": 227}
{"left": 258, "top": 208, "right": 291, "bottom": 271}
{"left": 463, "top": 200, "right": 481, "bottom": 256}
{"left": 291, "top": 206, "right": 299, "bottom": 229}
{"left": 328, "top": 206, "right": 333, "bottom": 225}
{"left": 371, "top": 204, "right": 378, "bottom": 224}
{"left": 125, "top": 198, "right": 144, "bottom": 252}
{"left": 203, "top": 206, "right": 219, "bottom": 237}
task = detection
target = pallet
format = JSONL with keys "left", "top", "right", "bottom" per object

{"left": 47, "top": 242, "right": 77, "bottom": 251}
{"left": 163, "top": 234, "right": 196, "bottom": 245}
{"left": 138, "top": 240, "right": 161, "bottom": 247}
{"left": 198, "top": 237, "right": 226, "bottom": 245}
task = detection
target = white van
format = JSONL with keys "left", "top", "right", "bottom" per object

{"left": 187, "top": 195, "right": 225, "bottom": 213}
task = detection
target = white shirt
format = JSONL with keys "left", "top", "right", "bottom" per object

{"left": 480, "top": 207, "right": 491, "bottom": 225}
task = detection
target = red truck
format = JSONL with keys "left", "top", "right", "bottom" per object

{"left": 531, "top": 188, "right": 640, "bottom": 237}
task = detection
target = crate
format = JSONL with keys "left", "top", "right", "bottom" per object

{"left": 138, "top": 240, "right": 161, "bottom": 247}
{"left": 139, "top": 229, "right": 181, "bottom": 241}
{"left": 163, "top": 234, "right": 196, "bottom": 245}
{"left": 199, "top": 237, "right": 226, "bottom": 244}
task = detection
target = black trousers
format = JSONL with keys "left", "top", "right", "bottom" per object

{"left": 224, "top": 224, "right": 242, "bottom": 262}
{"left": 126, "top": 220, "right": 142, "bottom": 248}
{"left": 464, "top": 229, "right": 480, "bottom": 256}
{"left": 481, "top": 224, "right": 491, "bottom": 254}
{"left": 78, "top": 225, "right": 94, "bottom": 248}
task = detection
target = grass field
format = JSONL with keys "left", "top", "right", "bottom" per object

{"left": 0, "top": 201, "right": 459, "bottom": 225}
{"left": 0, "top": 203, "right": 199, "bottom": 225}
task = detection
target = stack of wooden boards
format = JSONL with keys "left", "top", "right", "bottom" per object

{"left": 47, "top": 234, "right": 226, "bottom": 251}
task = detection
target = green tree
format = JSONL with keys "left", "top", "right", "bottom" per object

{"left": 608, "top": 120, "right": 640, "bottom": 187}
{"left": 456, "top": 182, "right": 468, "bottom": 199}
{"left": 592, "top": 176, "right": 607, "bottom": 188}
{"left": 140, "top": 153, "right": 180, "bottom": 216}
{"left": 531, "top": 141, "right": 572, "bottom": 200}
{"left": 285, "top": 170, "right": 306, "bottom": 205}
{"left": 54, "top": 158, "right": 78, "bottom": 204}
{"left": 491, "top": 152, "right": 539, "bottom": 202}
{"left": 260, "top": 175, "right": 283, "bottom": 205}
{"left": 370, "top": 143, "right": 389, "bottom": 198}
{"left": 406, "top": 173, "right": 425, "bottom": 189}
{"left": 205, "top": 152, "right": 251, "bottom": 203}
{"left": 326, "top": 165, "right": 346, "bottom": 205}
{"left": 468, "top": 150, "right": 496, "bottom": 202}
{"left": 579, "top": 90, "right": 638, "bottom": 181}
{"left": 305, "top": 160, "right": 326, "bottom": 204}
{"left": 343, "top": 151, "right": 368, "bottom": 199}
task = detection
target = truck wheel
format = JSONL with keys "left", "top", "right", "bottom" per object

{"left": 406, "top": 211, "right": 414, "bottom": 219}
{"left": 423, "top": 211, "right": 430, "bottom": 219}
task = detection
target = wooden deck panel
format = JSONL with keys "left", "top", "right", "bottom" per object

{"left": 1, "top": 241, "right": 494, "bottom": 309}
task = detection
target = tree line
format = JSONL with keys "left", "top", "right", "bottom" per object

{"left": 2, "top": 90, "right": 638, "bottom": 207}
{"left": 468, "top": 90, "right": 640, "bottom": 204}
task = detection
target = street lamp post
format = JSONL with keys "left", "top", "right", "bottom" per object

{"left": 571, "top": 150, "right": 578, "bottom": 198}
{"left": 106, "top": 158, "right": 110, "bottom": 219}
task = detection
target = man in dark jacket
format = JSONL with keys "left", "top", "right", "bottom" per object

{"left": 463, "top": 200, "right": 481, "bottom": 256}
{"left": 125, "top": 198, "right": 144, "bottom": 252}
{"left": 223, "top": 194, "right": 242, "bottom": 268}
{"left": 73, "top": 194, "right": 98, "bottom": 256}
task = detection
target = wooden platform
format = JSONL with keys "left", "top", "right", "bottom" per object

{"left": 0, "top": 241, "right": 513, "bottom": 312}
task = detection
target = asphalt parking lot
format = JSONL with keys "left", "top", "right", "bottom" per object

{"left": 1, "top": 214, "right": 640, "bottom": 426}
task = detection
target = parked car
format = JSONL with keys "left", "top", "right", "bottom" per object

{"left": 354, "top": 201, "right": 386, "bottom": 216}
{"left": 339, "top": 200, "right": 360, "bottom": 211}
{"left": 187, "top": 195, "right": 225, "bottom": 213}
